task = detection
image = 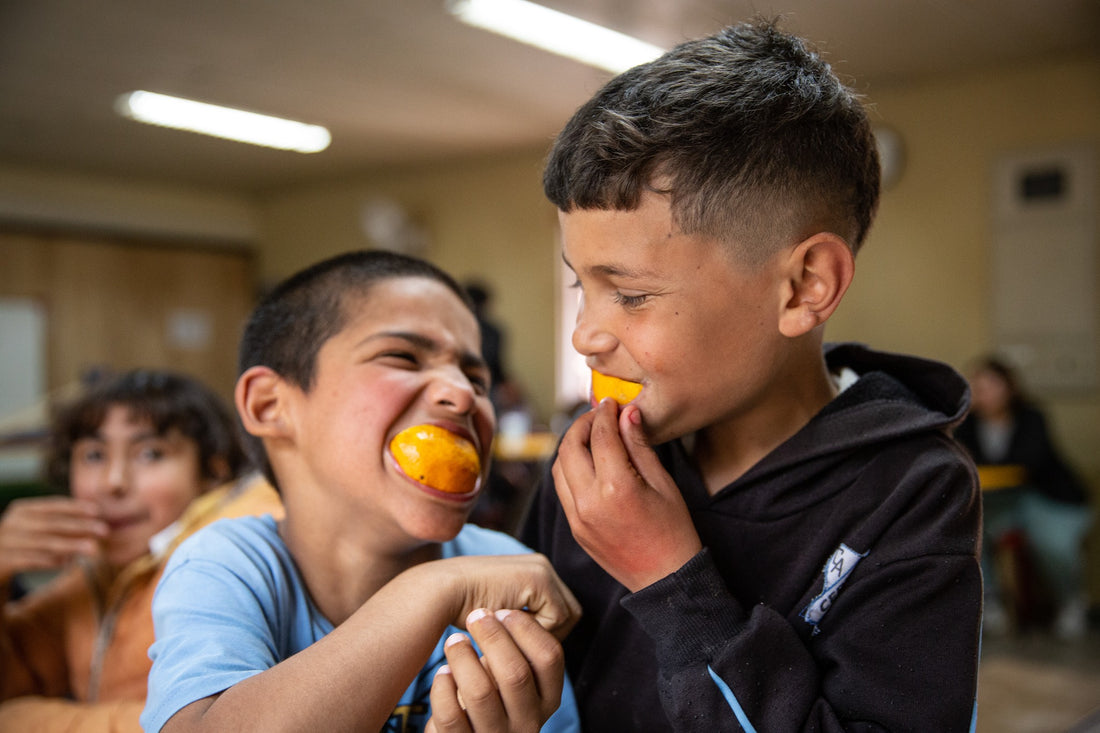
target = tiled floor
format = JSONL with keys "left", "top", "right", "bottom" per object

{"left": 976, "top": 631, "right": 1100, "bottom": 732}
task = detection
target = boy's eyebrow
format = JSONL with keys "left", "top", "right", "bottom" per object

{"left": 561, "top": 253, "right": 658, "bottom": 280}
{"left": 364, "top": 331, "right": 489, "bottom": 371}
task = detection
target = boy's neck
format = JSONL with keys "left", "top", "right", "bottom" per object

{"left": 691, "top": 359, "right": 838, "bottom": 495}
{"left": 278, "top": 511, "right": 442, "bottom": 626}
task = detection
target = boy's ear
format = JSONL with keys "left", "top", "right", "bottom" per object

{"left": 235, "top": 366, "right": 294, "bottom": 440}
{"left": 778, "top": 232, "right": 855, "bottom": 338}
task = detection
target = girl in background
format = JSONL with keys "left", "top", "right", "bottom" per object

{"left": 956, "top": 355, "right": 1093, "bottom": 638}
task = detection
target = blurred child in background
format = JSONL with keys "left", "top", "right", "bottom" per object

{"left": 0, "top": 369, "right": 258, "bottom": 731}
{"left": 956, "top": 355, "right": 1093, "bottom": 638}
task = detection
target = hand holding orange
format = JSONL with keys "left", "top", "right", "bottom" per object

{"left": 390, "top": 425, "right": 481, "bottom": 494}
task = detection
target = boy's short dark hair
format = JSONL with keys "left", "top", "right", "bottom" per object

{"left": 237, "top": 249, "right": 475, "bottom": 488}
{"left": 543, "top": 18, "right": 881, "bottom": 265}
{"left": 48, "top": 369, "right": 246, "bottom": 491}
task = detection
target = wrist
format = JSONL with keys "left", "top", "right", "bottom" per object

{"left": 618, "top": 539, "right": 704, "bottom": 592}
{"left": 400, "top": 558, "right": 466, "bottom": 627}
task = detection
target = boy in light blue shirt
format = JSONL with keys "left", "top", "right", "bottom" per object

{"left": 143, "top": 250, "right": 580, "bottom": 733}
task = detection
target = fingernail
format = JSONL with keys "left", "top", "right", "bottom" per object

{"left": 627, "top": 406, "right": 642, "bottom": 425}
{"left": 435, "top": 664, "right": 451, "bottom": 677}
{"left": 466, "top": 607, "right": 489, "bottom": 626}
{"left": 494, "top": 609, "right": 512, "bottom": 622}
{"left": 445, "top": 632, "right": 468, "bottom": 648}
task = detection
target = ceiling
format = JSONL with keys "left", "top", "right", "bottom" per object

{"left": 1, "top": 0, "right": 1097, "bottom": 196}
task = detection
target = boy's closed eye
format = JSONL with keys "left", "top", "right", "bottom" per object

{"left": 613, "top": 291, "right": 650, "bottom": 309}
{"left": 466, "top": 370, "right": 491, "bottom": 395}
{"left": 568, "top": 270, "right": 656, "bottom": 311}
{"left": 376, "top": 348, "right": 490, "bottom": 395}
{"left": 379, "top": 350, "right": 420, "bottom": 366}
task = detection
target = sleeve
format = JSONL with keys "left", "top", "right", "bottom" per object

{"left": 622, "top": 447, "right": 982, "bottom": 732}
{"left": 1, "top": 568, "right": 86, "bottom": 700}
{"left": 0, "top": 695, "right": 143, "bottom": 733}
{"left": 140, "top": 547, "right": 284, "bottom": 732}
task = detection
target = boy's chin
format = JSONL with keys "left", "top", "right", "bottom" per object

{"left": 400, "top": 511, "right": 470, "bottom": 545}
{"left": 632, "top": 413, "right": 679, "bottom": 446}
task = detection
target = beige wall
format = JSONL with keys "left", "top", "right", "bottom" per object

{"left": 257, "top": 153, "right": 563, "bottom": 422}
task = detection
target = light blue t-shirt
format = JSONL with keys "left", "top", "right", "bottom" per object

{"left": 142, "top": 515, "right": 579, "bottom": 733}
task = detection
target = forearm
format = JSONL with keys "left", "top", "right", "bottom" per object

{"left": 163, "top": 563, "right": 458, "bottom": 732}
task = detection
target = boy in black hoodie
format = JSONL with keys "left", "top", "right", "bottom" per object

{"left": 522, "top": 18, "right": 982, "bottom": 732}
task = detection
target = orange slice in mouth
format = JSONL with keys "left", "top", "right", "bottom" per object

{"left": 390, "top": 425, "right": 481, "bottom": 494}
{"left": 591, "top": 369, "right": 643, "bottom": 405}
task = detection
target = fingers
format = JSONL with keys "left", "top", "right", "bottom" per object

{"left": 428, "top": 663, "right": 472, "bottom": 733}
{"left": 448, "top": 553, "right": 581, "bottom": 642}
{"left": 553, "top": 399, "right": 633, "bottom": 521}
{"left": 486, "top": 609, "right": 565, "bottom": 724}
{"left": 560, "top": 398, "right": 640, "bottom": 490}
{"left": 617, "top": 404, "right": 671, "bottom": 495}
{"left": 0, "top": 497, "right": 108, "bottom": 580}
{"left": 439, "top": 628, "right": 506, "bottom": 731}
{"left": 523, "top": 557, "right": 582, "bottom": 641}
{"left": 587, "top": 398, "right": 631, "bottom": 471}
{"left": 552, "top": 408, "right": 595, "bottom": 506}
{"left": 4, "top": 496, "right": 106, "bottom": 537}
{"left": 551, "top": 406, "right": 597, "bottom": 526}
{"left": 438, "top": 609, "right": 566, "bottom": 732}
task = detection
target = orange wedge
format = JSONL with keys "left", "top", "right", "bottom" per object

{"left": 591, "top": 369, "right": 643, "bottom": 405}
{"left": 390, "top": 425, "right": 481, "bottom": 494}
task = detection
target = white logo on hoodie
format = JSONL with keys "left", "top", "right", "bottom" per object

{"left": 801, "top": 543, "right": 867, "bottom": 634}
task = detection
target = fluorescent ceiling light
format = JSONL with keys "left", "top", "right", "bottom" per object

{"left": 447, "top": 0, "right": 664, "bottom": 74}
{"left": 116, "top": 91, "right": 331, "bottom": 153}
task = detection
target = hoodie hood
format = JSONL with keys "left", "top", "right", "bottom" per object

{"left": 781, "top": 342, "right": 970, "bottom": 463}
{"left": 824, "top": 342, "right": 970, "bottom": 427}
{"left": 664, "top": 342, "right": 972, "bottom": 512}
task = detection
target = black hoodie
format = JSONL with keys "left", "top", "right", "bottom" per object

{"left": 523, "top": 343, "right": 982, "bottom": 732}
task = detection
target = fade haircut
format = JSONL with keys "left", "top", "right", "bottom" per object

{"left": 543, "top": 18, "right": 881, "bottom": 266}
{"left": 237, "top": 249, "right": 474, "bottom": 488}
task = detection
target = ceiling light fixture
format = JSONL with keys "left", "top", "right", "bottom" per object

{"left": 446, "top": 0, "right": 664, "bottom": 74}
{"left": 116, "top": 91, "right": 331, "bottom": 153}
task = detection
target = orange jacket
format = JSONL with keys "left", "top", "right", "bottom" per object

{"left": 0, "top": 474, "right": 282, "bottom": 732}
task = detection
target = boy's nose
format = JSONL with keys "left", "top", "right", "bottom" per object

{"left": 427, "top": 368, "right": 478, "bottom": 414}
{"left": 102, "top": 457, "right": 129, "bottom": 497}
{"left": 572, "top": 301, "right": 617, "bottom": 357}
